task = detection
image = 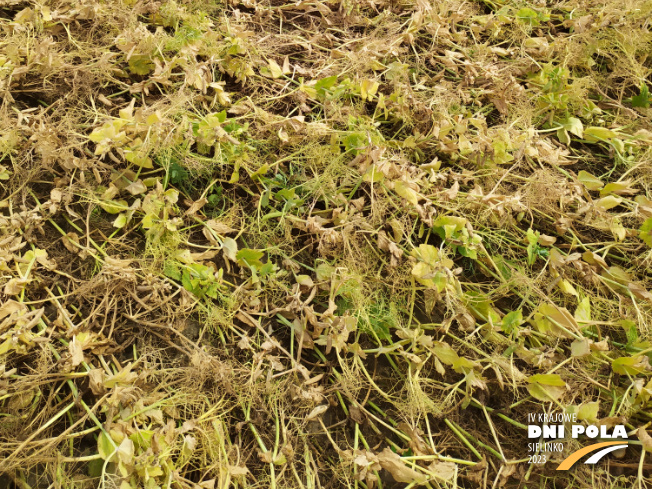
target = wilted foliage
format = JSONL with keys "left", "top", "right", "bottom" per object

{"left": 1, "top": 0, "right": 651, "bottom": 487}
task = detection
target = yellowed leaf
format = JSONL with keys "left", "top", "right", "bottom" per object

{"left": 305, "top": 404, "right": 329, "bottom": 422}
{"left": 394, "top": 181, "right": 420, "bottom": 206}
{"left": 268, "top": 59, "right": 283, "bottom": 79}
{"left": 427, "top": 461, "right": 456, "bottom": 481}
{"left": 638, "top": 427, "right": 652, "bottom": 452}
{"left": 577, "top": 170, "right": 603, "bottom": 191}
{"left": 69, "top": 336, "right": 84, "bottom": 367}
{"left": 377, "top": 448, "right": 427, "bottom": 485}
{"left": 595, "top": 195, "right": 622, "bottom": 211}
{"left": 538, "top": 234, "right": 556, "bottom": 246}
{"left": 628, "top": 282, "right": 652, "bottom": 304}
{"left": 4, "top": 278, "right": 28, "bottom": 295}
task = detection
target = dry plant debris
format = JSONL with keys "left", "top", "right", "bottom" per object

{"left": 0, "top": 0, "right": 651, "bottom": 487}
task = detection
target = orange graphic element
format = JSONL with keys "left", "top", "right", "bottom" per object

{"left": 556, "top": 441, "right": 628, "bottom": 470}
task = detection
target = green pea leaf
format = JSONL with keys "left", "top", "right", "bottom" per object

{"left": 578, "top": 170, "right": 603, "bottom": 191}
{"left": 631, "top": 83, "right": 651, "bottom": 108}
{"left": 128, "top": 55, "right": 154, "bottom": 75}
{"left": 236, "top": 248, "right": 264, "bottom": 268}
{"left": 97, "top": 431, "right": 117, "bottom": 461}
{"left": 612, "top": 356, "right": 649, "bottom": 376}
